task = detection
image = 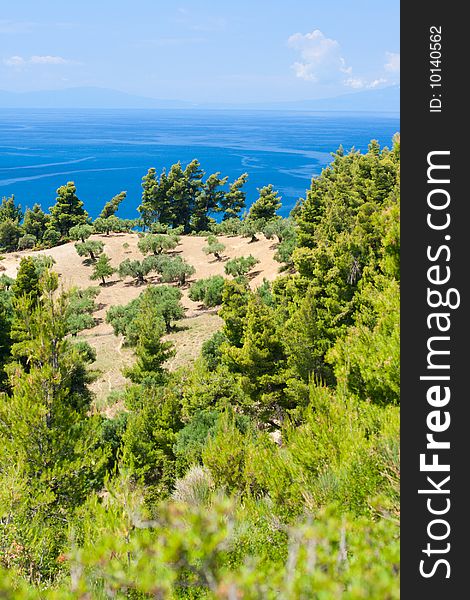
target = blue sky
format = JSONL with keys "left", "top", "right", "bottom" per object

{"left": 0, "top": 1, "right": 399, "bottom": 103}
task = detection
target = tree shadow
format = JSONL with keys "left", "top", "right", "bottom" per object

{"left": 172, "top": 322, "right": 190, "bottom": 333}
{"left": 82, "top": 257, "right": 97, "bottom": 267}
{"left": 100, "top": 279, "right": 120, "bottom": 287}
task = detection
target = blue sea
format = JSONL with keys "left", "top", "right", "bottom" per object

{"left": 0, "top": 109, "right": 399, "bottom": 219}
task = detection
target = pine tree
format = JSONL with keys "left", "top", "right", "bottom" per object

{"left": 191, "top": 172, "right": 228, "bottom": 231}
{"left": 100, "top": 191, "right": 126, "bottom": 218}
{"left": 247, "top": 184, "right": 281, "bottom": 223}
{"left": 220, "top": 173, "right": 248, "bottom": 220}
{"left": 22, "top": 203, "right": 49, "bottom": 241}
{"left": 49, "top": 182, "right": 88, "bottom": 237}
{"left": 0, "top": 279, "right": 106, "bottom": 580}
{"left": 12, "top": 257, "right": 41, "bottom": 303}
{"left": 0, "top": 219, "right": 22, "bottom": 252}
{"left": 219, "top": 279, "right": 251, "bottom": 347}
{"left": 123, "top": 293, "right": 175, "bottom": 384}
{"left": 0, "top": 195, "right": 22, "bottom": 223}
{"left": 223, "top": 297, "right": 288, "bottom": 426}
{"left": 138, "top": 168, "right": 158, "bottom": 230}
{"left": 169, "top": 160, "right": 204, "bottom": 232}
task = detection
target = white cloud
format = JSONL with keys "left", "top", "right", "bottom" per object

{"left": 344, "top": 77, "right": 365, "bottom": 89}
{"left": 30, "top": 55, "right": 69, "bottom": 65}
{"left": 2, "top": 55, "right": 26, "bottom": 67}
{"left": 3, "top": 55, "right": 72, "bottom": 68}
{"left": 385, "top": 52, "right": 400, "bottom": 73}
{"left": 344, "top": 76, "right": 388, "bottom": 90}
{"left": 369, "top": 77, "right": 388, "bottom": 88}
{"left": 288, "top": 29, "right": 351, "bottom": 82}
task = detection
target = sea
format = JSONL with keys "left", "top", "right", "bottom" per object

{"left": 0, "top": 109, "right": 400, "bottom": 219}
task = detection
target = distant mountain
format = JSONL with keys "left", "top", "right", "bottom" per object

{"left": 0, "top": 87, "right": 195, "bottom": 109}
{"left": 247, "top": 85, "right": 400, "bottom": 113}
{"left": 0, "top": 85, "right": 399, "bottom": 112}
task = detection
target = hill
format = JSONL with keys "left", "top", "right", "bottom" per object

{"left": 1, "top": 232, "right": 279, "bottom": 405}
{"left": 0, "top": 85, "right": 399, "bottom": 112}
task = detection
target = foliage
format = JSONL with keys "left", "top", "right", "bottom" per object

{"left": 203, "top": 235, "right": 225, "bottom": 261}
{"left": 202, "top": 330, "right": 229, "bottom": 370}
{"left": 17, "top": 234, "right": 36, "bottom": 250}
{"left": 42, "top": 228, "right": 61, "bottom": 248}
{"left": 220, "top": 172, "right": 248, "bottom": 220}
{"left": 157, "top": 254, "right": 196, "bottom": 286}
{"left": 0, "top": 195, "right": 22, "bottom": 223}
{"left": 90, "top": 253, "right": 116, "bottom": 285}
{"left": 69, "top": 223, "right": 94, "bottom": 242}
{"left": 211, "top": 217, "right": 243, "bottom": 236}
{"left": 107, "top": 285, "right": 184, "bottom": 341}
{"left": 0, "top": 277, "right": 106, "bottom": 581}
{"left": 137, "top": 233, "right": 178, "bottom": 256}
{"left": 191, "top": 172, "right": 228, "bottom": 231}
{"left": 74, "top": 240, "right": 104, "bottom": 262}
{"left": 247, "top": 184, "right": 281, "bottom": 223}
{"left": 0, "top": 219, "right": 22, "bottom": 252}
{"left": 0, "top": 137, "right": 401, "bottom": 597}
{"left": 122, "top": 309, "right": 174, "bottom": 385}
{"left": 30, "top": 255, "right": 56, "bottom": 278}
{"left": 118, "top": 256, "right": 159, "bottom": 284}
{"left": 11, "top": 257, "right": 41, "bottom": 303}
{"left": 327, "top": 275, "right": 400, "bottom": 405}
{"left": 65, "top": 286, "right": 100, "bottom": 335}
{"left": 49, "top": 181, "right": 88, "bottom": 237}
{"left": 99, "top": 190, "right": 126, "bottom": 218}
{"left": 22, "top": 204, "right": 49, "bottom": 242}
{"left": 189, "top": 275, "right": 225, "bottom": 307}
{"left": 120, "top": 386, "right": 182, "bottom": 495}
{"left": 224, "top": 254, "right": 259, "bottom": 278}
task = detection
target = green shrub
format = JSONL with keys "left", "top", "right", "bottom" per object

{"left": 189, "top": 275, "right": 225, "bottom": 307}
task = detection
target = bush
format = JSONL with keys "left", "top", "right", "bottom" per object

{"left": 17, "top": 234, "right": 37, "bottom": 250}
{"left": 174, "top": 410, "right": 220, "bottom": 473}
{"left": 75, "top": 240, "right": 104, "bottom": 261}
{"left": 42, "top": 228, "right": 61, "bottom": 248}
{"left": 203, "top": 237, "right": 225, "bottom": 261}
{"left": 202, "top": 330, "right": 228, "bottom": 370}
{"left": 224, "top": 255, "right": 259, "bottom": 278}
{"left": 172, "top": 466, "right": 215, "bottom": 506}
{"left": 118, "top": 256, "right": 159, "bottom": 284}
{"left": 157, "top": 255, "right": 195, "bottom": 286}
{"left": 107, "top": 285, "right": 184, "bottom": 342}
{"left": 211, "top": 217, "right": 242, "bottom": 236}
{"left": 188, "top": 275, "right": 225, "bottom": 307}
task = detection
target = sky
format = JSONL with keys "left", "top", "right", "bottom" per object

{"left": 0, "top": 1, "right": 399, "bottom": 103}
